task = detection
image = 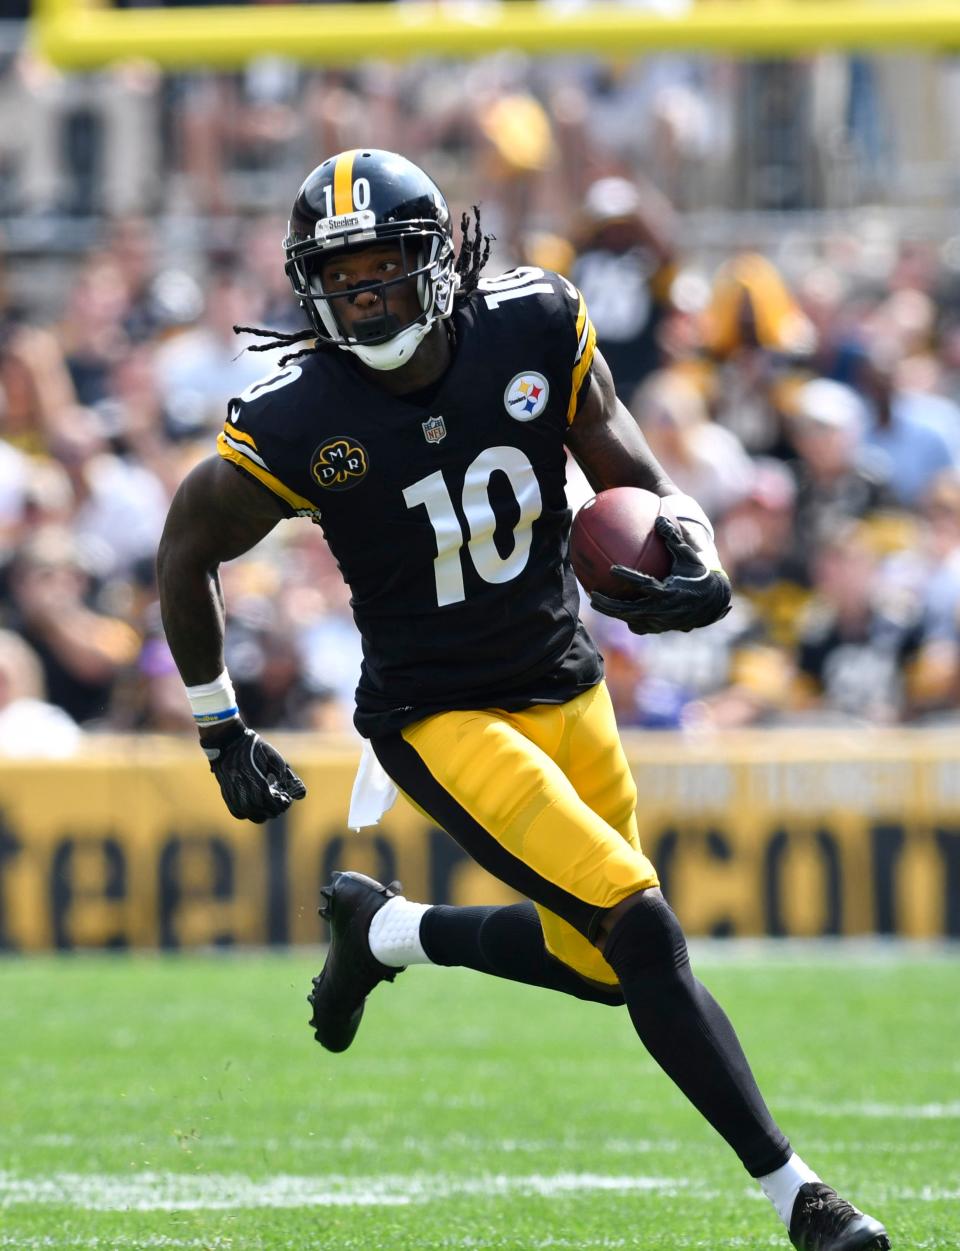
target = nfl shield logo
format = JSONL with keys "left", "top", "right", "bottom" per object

{"left": 422, "top": 415, "right": 447, "bottom": 444}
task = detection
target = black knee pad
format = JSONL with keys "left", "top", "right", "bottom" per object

{"left": 602, "top": 891, "right": 690, "bottom": 983}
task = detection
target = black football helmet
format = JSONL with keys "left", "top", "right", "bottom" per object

{"left": 283, "top": 149, "right": 457, "bottom": 370}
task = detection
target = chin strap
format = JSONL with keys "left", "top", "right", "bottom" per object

{"left": 346, "top": 318, "right": 435, "bottom": 371}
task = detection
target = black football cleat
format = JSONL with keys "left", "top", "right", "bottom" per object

{"left": 789, "top": 1182, "right": 891, "bottom": 1251}
{"left": 308, "top": 871, "right": 404, "bottom": 1053}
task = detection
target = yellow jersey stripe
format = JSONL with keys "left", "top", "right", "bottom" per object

{"left": 217, "top": 433, "right": 318, "bottom": 514}
{"left": 333, "top": 149, "right": 358, "bottom": 215}
{"left": 567, "top": 317, "right": 597, "bottom": 424}
{"left": 223, "top": 424, "right": 259, "bottom": 451}
{"left": 574, "top": 290, "right": 588, "bottom": 348}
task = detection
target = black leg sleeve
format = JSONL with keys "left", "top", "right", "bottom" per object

{"left": 421, "top": 901, "right": 624, "bottom": 1007}
{"left": 603, "top": 892, "right": 791, "bottom": 1178}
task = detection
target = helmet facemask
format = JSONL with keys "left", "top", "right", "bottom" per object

{"left": 285, "top": 227, "right": 457, "bottom": 371}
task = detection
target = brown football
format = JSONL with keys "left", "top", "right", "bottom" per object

{"left": 570, "top": 487, "right": 673, "bottom": 596}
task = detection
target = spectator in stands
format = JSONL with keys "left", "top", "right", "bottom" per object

{"left": 105, "top": 216, "right": 205, "bottom": 346}
{"left": 880, "top": 469, "right": 960, "bottom": 720}
{"left": 46, "top": 404, "right": 168, "bottom": 581}
{"left": 792, "top": 522, "right": 922, "bottom": 724}
{"left": 631, "top": 367, "right": 754, "bottom": 521}
{"left": 839, "top": 338, "right": 960, "bottom": 507}
{"left": 700, "top": 253, "right": 816, "bottom": 457}
{"left": 4, "top": 50, "right": 960, "bottom": 741}
{"left": 0, "top": 434, "right": 30, "bottom": 557}
{"left": 107, "top": 632, "right": 195, "bottom": 734}
{"left": 4, "top": 525, "right": 140, "bottom": 726}
{"left": 242, "top": 214, "right": 309, "bottom": 333}
{"left": 57, "top": 254, "right": 130, "bottom": 407}
{"left": 582, "top": 593, "right": 756, "bottom": 731}
{"left": 0, "top": 324, "right": 77, "bottom": 454}
{"left": 154, "top": 268, "right": 277, "bottom": 437}
{"left": 0, "top": 627, "right": 81, "bottom": 756}
{"left": 571, "top": 175, "right": 678, "bottom": 399}
{"left": 785, "top": 377, "right": 896, "bottom": 576}
{"left": 717, "top": 458, "right": 812, "bottom": 651}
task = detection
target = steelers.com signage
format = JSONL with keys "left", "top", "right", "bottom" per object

{"left": 0, "top": 731, "right": 958, "bottom": 950}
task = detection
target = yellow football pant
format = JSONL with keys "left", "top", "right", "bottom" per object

{"left": 372, "top": 681, "right": 659, "bottom": 986}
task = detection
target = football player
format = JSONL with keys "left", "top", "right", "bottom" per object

{"left": 157, "top": 149, "right": 890, "bottom": 1251}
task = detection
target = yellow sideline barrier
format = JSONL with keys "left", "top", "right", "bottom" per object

{"left": 34, "top": 0, "right": 960, "bottom": 71}
{"left": 0, "top": 730, "right": 958, "bottom": 950}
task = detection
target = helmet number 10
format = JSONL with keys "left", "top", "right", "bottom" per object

{"left": 403, "top": 447, "right": 543, "bottom": 606}
{"left": 322, "top": 178, "right": 372, "bottom": 217}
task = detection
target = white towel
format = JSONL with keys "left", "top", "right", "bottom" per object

{"left": 348, "top": 739, "right": 399, "bottom": 830}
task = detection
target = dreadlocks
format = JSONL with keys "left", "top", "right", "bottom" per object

{"left": 233, "top": 206, "right": 494, "bottom": 368}
{"left": 454, "top": 205, "right": 494, "bottom": 301}
{"left": 232, "top": 323, "right": 318, "bottom": 369}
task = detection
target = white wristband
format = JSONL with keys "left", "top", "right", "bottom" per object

{"left": 662, "top": 492, "right": 715, "bottom": 541}
{"left": 186, "top": 669, "right": 239, "bottom": 725}
{"left": 662, "top": 492, "right": 727, "bottom": 575}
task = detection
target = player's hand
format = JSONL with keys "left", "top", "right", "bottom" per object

{"left": 201, "top": 719, "right": 307, "bottom": 822}
{"left": 589, "top": 516, "right": 732, "bottom": 635}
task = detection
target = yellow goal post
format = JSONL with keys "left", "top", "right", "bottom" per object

{"left": 33, "top": 0, "right": 960, "bottom": 71}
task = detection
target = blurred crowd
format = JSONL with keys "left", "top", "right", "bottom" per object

{"left": 4, "top": 40, "right": 960, "bottom": 748}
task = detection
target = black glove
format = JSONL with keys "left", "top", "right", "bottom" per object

{"left": 202, "top": 720, "right": 307, "bottom": 823}
{"left": 590, "top": 515, "right": 732, "bottom": 635}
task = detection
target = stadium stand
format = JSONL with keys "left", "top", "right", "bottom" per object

{"left": 2, "top": 11, "right": 960, "bottom": 741}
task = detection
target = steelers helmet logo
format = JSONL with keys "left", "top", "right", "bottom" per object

{"left": 311, "top": 437, "right": 369, "bottom": 490}
{"left": 504, "top": 371, "right": 549, "bottom": 421}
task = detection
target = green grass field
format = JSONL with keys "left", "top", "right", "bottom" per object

{"left": 2, "top": 945, "right": 958, "bottom": 1249}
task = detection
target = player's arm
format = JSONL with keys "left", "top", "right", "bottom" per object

{"left": 566, "top": 346, "right": 676, "bottom": 497}
{"left": 157, "top": 455, "right": 307, "bottom": 821}
{"left": 565, "top": 348, "right": 731, "bottom": 634}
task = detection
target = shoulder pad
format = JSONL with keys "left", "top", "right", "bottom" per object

{"left": 219, "top": 360, "right": 320, "bottom": 519}
{"left": 476, "top": 266, "right": 579, "bottom": 315}
{"left": 475, "top": 268, "right": 595, "bottom": 422}
{"left": 226, "top": 361, "right": 310, "bottom": 438}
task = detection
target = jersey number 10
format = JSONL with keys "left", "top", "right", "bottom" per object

{"left": 403, "top": 446, "right": 543, "bottom": 607}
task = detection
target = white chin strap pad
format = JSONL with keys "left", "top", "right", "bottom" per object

{"left": 345, "top": 318, "right": 434, "bottom": 371}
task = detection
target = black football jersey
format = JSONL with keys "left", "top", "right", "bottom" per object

{"left": 218, "top": 267, "right": 603, "bottom": 737}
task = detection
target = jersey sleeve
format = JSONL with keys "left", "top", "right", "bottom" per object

{"left": 477, "top": 267, "right": 597, "bottom": 427}
{"left": 216, "top": 365, "right": 320, "bottom": 519}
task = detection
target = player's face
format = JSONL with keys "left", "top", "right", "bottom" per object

{"left": 317, "top": 242, "right": 422, "bottom": 343}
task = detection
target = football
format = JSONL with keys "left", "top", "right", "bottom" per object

{"left": 570, "top": 487, "right": 673, "bottom": 595}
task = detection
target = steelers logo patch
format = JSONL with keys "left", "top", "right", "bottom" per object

{"left": 504, "top": 371, "right": 549, "bottom": 422}
{"left": 310, "top": 436, "right": 369, "bottom": 491}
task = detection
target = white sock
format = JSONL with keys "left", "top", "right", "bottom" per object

{"left": 758, "top": 1153, "right": 821, "bottom": 1228}
{"left": 368, "top": 896, "right": 432, "bottom": 968}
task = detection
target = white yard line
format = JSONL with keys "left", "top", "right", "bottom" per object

{"left": 0, "top": 1241, "right": 237, "bottom": 1250}
{"left": 1, "top": 1169, "right": 958, "bottom": 1213}
{"left": 3, "top": 1131, "right": 686, "bottom": 1156}
{"left": 0, "top": 1171, "right": 706, "bottom": 1211}
{"left": 776, "top": 1098, "right": 960, "bottom": 1119}
{"left": 687, "top": 937, "right": 960, "bottom": 965}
